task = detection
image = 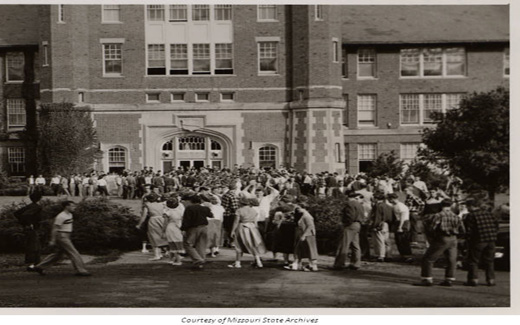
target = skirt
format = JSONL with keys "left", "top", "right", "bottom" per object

{"left": 294, "top": 231, "right": 318, "bottom": 260}
{"left": 273, "top": 221, "right": 296, "bottom": 254}
{"left": 147, "top": 216, "right": 168, "bottom": 247}
{"left": 207, "top": 219, "right": 222, "bottom": 248}
{"left": 165, "top": 222, "right": 183, "bottom": 248}
{"left": 234, "top": 223, "right": 266, "bottom": 256}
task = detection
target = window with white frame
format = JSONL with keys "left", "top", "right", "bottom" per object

{"left": 315, "top": 5, "right": 323, "bottom": 20}
{"left": 258, "top": 5, "right": 277, "bottom": 21}
{"left": 147, "top": 5, "right": 164, "bottom": 21}
{"left": 169, "top": 5, "right": 187, "bottom": 22}
{"left": 8, "top": 147, "right": 25, "bottom": 174}
{"left": 171, "top": 93, "right": 185, "bottom": 102}
{"left": 358, "top": 143, "right": 376, "bottom": 173}
{"left": 147, "top": 44, "right": 166, "bottom": 75}
{"left": 102, "top": 5, "right": 121, "bottom": 23}
{"left": 342, "top": 47, "right": 348, "bottom": 78}
{"left": 58, "top": 5, "right": 64, "bottom": 22}
{"left": 178, "top": 136, "right": 205, "bottom": 151}
{"left": 192, "top": 5, "right": 210, "bottom": 21}
{"left": 146, "top": 93, "right": 160, "bottom": 103}
{"left": 170, "top": 44, "right": 188, "bottom": 75}
{"left": 357, "top": 95, "right": 376, "bottom": 126}
{"left": 400, "top": 47, "right": 466, "bottom": 77}
{"left": 400, "top": 93, "right": 466, "bottom": 125}
{"left": 103, "top": 43, "right": 122, "bottom": 76}
{"left": 332, "top": 41, "right": 339, "bottom": 63}
{"left": 259, "top": 146, "right": 277, "bottom": 168}
{"left": 357, "top": 49, "right": 376, "bottom": 78}
{"left": 6, "top": 52, "right": 24, "bottom": 82}
{"left": 215, "top": 5, "right": 232, "bottom": 20}
{"left": 504, "top": 47, "right": 510, "bottom": 76}
{"left": 192, "top": 44, "right": 210, "bottom": 74}
{"left": 400, "top": 143, "right": 419, "bottom": 164}
{"left": 258, "top": 42, "right": 278, "bottom": 73}
{"left": 108, "top": 147, "right": 126, "bottom": 172}
{"left": 7, "top": 99, "right": 26, "bottom": 129}
{"left": 215, "top": 43, "right": 233, "bottom": 74}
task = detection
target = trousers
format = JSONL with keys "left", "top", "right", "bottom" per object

{"left": 467, "top": 241, "right": 495, "bottom": 282}
{"left": 183, "top": 225, "right": 208, "bottom": 265}
{"left": 395, "top": 230, "right": 412, "bottom": 256}
{"left": 372, "top": 222, "right": 390, "bottom": 259}
{"left": 334, "top": 222, "right": 361, "bottom": 268}
{"left": 36, "top": 232, "right": 88, "bottom": 274}
{"left": 421, "top": 235, "right": 457, "bottom": 280}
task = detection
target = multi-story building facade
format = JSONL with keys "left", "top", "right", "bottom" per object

{"left": 0, "top": 4, "right": 509, "bottom": 176}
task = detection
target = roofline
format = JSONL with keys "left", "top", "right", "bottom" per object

{"left": 342, "top": 40, "right": 510, "bottom": 45}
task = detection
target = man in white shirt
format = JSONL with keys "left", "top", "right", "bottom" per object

{"left": 50, "top": 175, "right": 60, "bottom": 196}
{"left": 413, "top": 176, "right": 428, "bottom": 195}
{"left": 27, "top": 175, "right": 35, "bottom": 195}
{"left": 254, "top": 185, "right": 279, "bottom": 235}
{"left": 388, "top": 193, "right": 413, "bottom": 262}
{"left": 32, "top": 201, "right": 91, "bottom": 276}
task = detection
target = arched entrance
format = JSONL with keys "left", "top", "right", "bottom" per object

{"left": 159, "top": 133, "right": 228, "bottom": 172}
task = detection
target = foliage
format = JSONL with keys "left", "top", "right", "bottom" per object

{"left": 305, "top": 196, "right": 345, "bottom": 254}
{"left": 0, "top": 198, "right": 141, "bottom": 254}
{"left": 404, "top": 159, "right": 449, "bottom": 190}
{"left": 420, "top": 87, "right": 509, "bottom": 201}
{"left": 367, "top": 150, "right": 404, "bottom": 179}
{"left": 37, "top": 102, "right": 102, "bottom": 176}
{"left": 0, "top": 170, "right": 9, "bottom": 189}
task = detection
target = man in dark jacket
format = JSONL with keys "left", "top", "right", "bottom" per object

{"left": 333, "top": 192, "right": 365, "bottom": 270}
{"left": 369, "top": 193, "right": 394, "bottom": 262}
{"left": 15, "top": 192, "right": 43, "bottom": 271}
{"left": 181, "top": 195, "right": 213, "bottom": 269}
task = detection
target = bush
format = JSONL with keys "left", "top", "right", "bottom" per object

{"left": 0, "top": 197, "right": 141, "bottom": 255}
{"left": 304, "top": 196, "right": 345, "bottom": 255}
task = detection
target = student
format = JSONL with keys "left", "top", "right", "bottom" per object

{"left": 15, "top": 192, "right": 43, "bottom": 271}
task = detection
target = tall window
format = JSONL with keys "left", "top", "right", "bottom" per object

{"left": 192, "top": 5, "right": 210, "bottom": 21}
{"left": 358, "top": 143, "right": 377, "bottom": 173}
{"left": 332, "top": 41, "right": 339, "bottom": 63}
{"left": 211, "top": 140, "right": 222, "bottom": 150}
{"left": 400, "top": 47, "right": 466, "bottom": 77}
{"left": 7, "top": 99, "right": 26, "bottom": 129}
{"left": 215, "top": 5, "right": 232, "bottom": 20}
{"left": 103, "top": 43, "right": 122, "bottom": 76}
{"left": 102, "top": 5, "right": 121, "bottom": 22}
{"left": 423, "top": 94, "right": 443, "bottom": 123}
{"left": 446, "top": 93, "right": 464, "bottom": 110}
{"left": 147, "top": 5, "right": 164, "bottom": 21}
{"left": 258, "top": 42, "right": 278, "bottom": 73}
{"left": 147, "top": 44, "right": 166, "bottom": 75}
{"left": 504, "top": 47, "right": 510, "bottom": 76}
{"left": 6, "top": 52, "right": 24, "bottom": 82}
{"left": 357, "top": 49, "right": 376, "bottom": 78}
{"left": 400, "top": 94, "right": 420, "bottom": 125}
{"left": 58, "top": 5, "right": 64, "bottom": 22}
{"left": 259, "top": 146, "right": 277, "bottom": 168}
{"left": 315, "top": 5, "right": 323, "bottom": 20}
{"left": 43, "top": 44, "right": 49, "bottom": 66}
{"left": 400, "top": 93, "right": 466, "bottom": 125}
{"left": 108, "top": 147, "right": 126, "bottom": 173}
{"left": 258, "top": 5, "right": 277, "bottom": 20}
{"left": 400, "top": 143, "right": 419, "bottom": 164}
{"left": 178, "top": 136, "right": 205, "bottom": 151}
{"left": 192, "top": 44, "right": 210, "bottom": 74}
{"left": 8, "top": 148, "right": 25, "bottom": 174}
{"left": 342, "top": 48, "right": 348, "bottom": 78}
{"left": 162, "top": 140, "right": 173, "bottom": 151}
{"left": 170, "top": 44, "right": 188, "bottom": 75}
{"left": 169, "top": 5, "right": 187, "bottom": 21}
{"left": 215, "top": 43, "right": 233, "bottom": 74}
{"left": 357, "top": 95, "right": 376, "bottom": 126}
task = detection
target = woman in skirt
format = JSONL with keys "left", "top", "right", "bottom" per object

{"left": 228, "top": 197, "right": 266, "bottom": 269}
{"left": 162, "top": 197, "right": 185, "bottom": 265}
{"left": 138, "top": 192, "right": 168, "bottom": 261}
{"left": 285, "top": 198, "right": 319, "bottom": 271}
{"left": 272, "top": 195, "right": 297, "bottom": 267}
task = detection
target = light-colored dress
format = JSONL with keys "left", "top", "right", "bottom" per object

{"left": 146, "top": 202, "right": 168, "bottom": 247}
{"left": 234, "top": 206, "right": 266, "bottom": 255}
{"left": 207, "top": 204, "right": 225, "bottom": 248}
{"left": 164, "top": 204, "right": 185, "bottom": 252}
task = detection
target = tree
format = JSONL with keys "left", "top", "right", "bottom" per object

{"left": 37, "top": 103, "right": 103, "bottom": 176}
{"left": 367, "top": 150, "right": 404, "bottom": 179}
{"left": 420, "top": 87, "right": 509, "bottom": 203}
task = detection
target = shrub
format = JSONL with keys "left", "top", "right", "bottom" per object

{"left": 0, "top": 198, "right": 141, "bottom": 254}
{"left": 304, "top": 196, "right": 345, "bottom": 255}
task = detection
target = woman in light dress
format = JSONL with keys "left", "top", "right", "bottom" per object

{"left": 207, "top": 195, "right": 225, "bottom": 257}
{"left": 162, "top": 197, "right": 185, "bottom": 265}
{"left": 228, "top": 197, "right": 266, "bottom": 269}
{"left": 138, "top": 192, "right": 168, "bottom": 261}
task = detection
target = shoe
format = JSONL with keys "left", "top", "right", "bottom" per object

{"left": 376, "top": 257, "right": 385, "bottom": 262}
{"left": 26, "top": 265, "right": 36, "bottom": 272}
{"left": 148, "top": 256, "right": 162, "bottom": 261}
{"left": 167, "top": 261, "right": 182, "bottom": 266}
{"left": 413, "top": 280, "right": 433, "bottom": 287}
{"left": 227, "top": 263, "right": 241, "bottom": 268}
{"left": 487, "top": 279, "right": 496, "bottom": 287}
{"left": 404, "top": 257, "right": 414, "bottom": 263}
{"left": 141, "top": 249, "right": 150, "bottom": 253}
{"left": 75, "top": 272, "right": 92, "bottom": 277}
{"left": 192, "top": 264, "right": 204, "bottom": 270}
{"left": 463, "top": 281, "right": 479, "bottom": 287}
{"left": 310, "top": 265, "right": 318, "bottom": 272}
{"left": 213, "top": 251, "right": 219, "bottom": 256}
{"left": 439, "top": 280, "right": 453, "bottom": 287}
{"left": 210, "top": 254, "right": 217, "bottom": 258}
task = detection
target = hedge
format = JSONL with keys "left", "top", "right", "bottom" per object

{"left": 304, "top": 196, "right": 345, "bottom": 255}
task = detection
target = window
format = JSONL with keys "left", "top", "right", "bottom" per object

{"left": 400, "top": 47, "right": 466, "bottom": 77}
{"left": 102, "top": 5, "right": 121, "bottom": 22}
{"left": 58, "top": 5, "right": 64, "bottom": 22}
{"left": 211, "top": 140, "right": 222, "bottom": 150}
{"left": 108, "top": 147, "right": 126, "bottom": 173}
{"left": 215, "top": 5, "right": 232, "bottom": 21}
{"left": 78, "top": 92, "right": 85, "bottom": 103}
{"left": 358, "top": 143, "right": 376, "bottom": 173}
{"left": 192, "top": 5, "right": 210, "bottom": 21}
{"left": 43, "top": 44, "right": 49, "bottom": 66}
{"left": 221, "top": 92, "right": 234, "bottom": 101}
{"left": 171, "top": 93, "right": 185, "bottom": 102}
{"left": 170, "top": 44, "right": 188, "bottom": 75}
{"left": 103, "top": 43, "right": 122, "bottom": 76}
{"left": 342, "top": 48, "right": 348, "bottom": 77}
{"left": 7, "top": 99, "right": 26, "bottom": 129}
{"left": 315, "top": 5, "right": 323, "bottom": 20}
{"left": 192, "top": 44, "right": 210, "bottom": 74}
{"left": 162, "top": 140, "right": 173, "bottom": 151}
{"left": 146, "top": 93, "right": 160, "bottom": 102}
{"left": 400, "top": 93, "right": 466, "bottom": 125}
{"left": 400, "top": 143, "right": 419, "bottom": 164}
{"left": 6, "top": 52, "right": 24, "bottom": 82}
{"left": 179, "top": 136, "right": 205, "bottom": 150}
{"left": 215, "top": 43, "right": 233, "bottom": 74}
{"left": 147, "top": 44, "right": 166, "bottom": 75}
{"left": 196, "top": 93, "right": 209, "bottom": 102}
{"left": 357, "top": 49, "right": 376, "bottom": 78}
{"left": 258, "top": 5, "right": 277, "bottom": 21}
{"left": 335, "top": 143, "right": 341, "bottom": 162}
{"left": 8, "top": 148, "right": 25, "bottom": 174}
{"left": 332, "top": 41, "right": 339, "bottom": 63}
{"left": 259, "top": 146, "right": 277, "bottom": 168}
{"left": 504, "top": 47, "right": 510, "bottom": 76}
{"left": 357, "top": 95, "right": 376, "bottom": 126}
{"left": 147, "top": 5, "right": 164, "bottom": 21}
{"left": 258, "top": 42, "right": 278, "bottom": 73}
{"left": 169, "top": 5, "right": 187, "bottom": 22}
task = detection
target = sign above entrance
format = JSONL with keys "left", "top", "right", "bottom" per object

{"left": 177, "top": 116, "right": 205, "bottom": 132}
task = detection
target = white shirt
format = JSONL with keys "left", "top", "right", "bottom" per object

{"left": 256, "top": 187, "right": 279, "bottom": 222}
{"left": 97, "top": 179, "right": 107, "bottom": 187}
{"left": 35, "top": 177, "right": 46, "bottom": 185}
{"left": 210, "top": 204, "right": 225, "bottom": 222}
{"left": 28, "top": 177, "right": 35, "bottom": 185}
{"left": 82, "top": 178, "right": 90, "bottom": 185}
{"left": 393, "top": 202, "right": 410, "bottom": 222}
{"left": 55, "top": 211, "right": 73, "bottom": 232}
{"left": 50, "top": 177, "right": 60, "bottom": 185}
{"left": 413, "top": 180, "right": 428, "bottom": 193}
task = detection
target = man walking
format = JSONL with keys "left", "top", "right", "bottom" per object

{"left": 388, "top": 193, "right": 413, "bottom": 262}
{"left": 15, "top": 192, "right": 43, "bottom": 271}
{"left": 181, "top": 195, "right": 213, "bottom": 269}
{"left": 333, "top": 192, "right": 365, "bottom": 270}
{"left": 31, "top": 201, "right": 91, "bottom": 276}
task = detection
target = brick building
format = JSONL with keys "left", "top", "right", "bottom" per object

{"left": 0, "top": 4, "right": 509, "bottom": 176}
